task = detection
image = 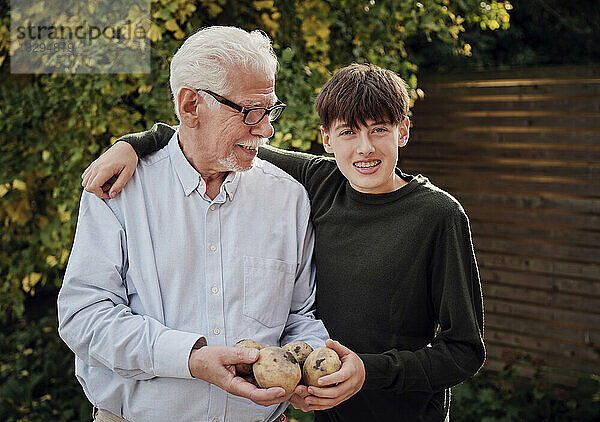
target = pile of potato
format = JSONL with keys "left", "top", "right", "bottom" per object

{"left": 234, "top": 339, "right": 342, "bottom": 395}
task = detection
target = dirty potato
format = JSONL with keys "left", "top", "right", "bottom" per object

{"left": 282, "top": 341, "right": 313, "bottom": 368}
{"left": 302, "top": 346, "right": 342, "bottom": 387}
{"left": 234, "top": 339, "right": 263, "bottom": 376}
{"left": 252, "top": 346, "right": 302, "bottom": 395}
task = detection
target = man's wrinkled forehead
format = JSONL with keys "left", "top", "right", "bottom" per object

{"left": 236, "top": 76, "right": 278, "bottom": 107}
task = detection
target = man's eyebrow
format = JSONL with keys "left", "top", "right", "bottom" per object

{"left": 243, "top": 98, "right": 278, "bottom": 108}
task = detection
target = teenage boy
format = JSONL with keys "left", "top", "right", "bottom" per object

{"left": 82, "top": 63, "right": 485, "bottom": 421}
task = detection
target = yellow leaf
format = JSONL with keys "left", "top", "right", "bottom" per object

{"left": 165, "top": 19, "right": 180, "bottom": 32}
{"left": 0, "top": 183, "right": 9, "bottom": 198}
{"left": 40, "top": 394, "right": 52, "bottom": 402}
{"left": 138, "top": 84, "right": 153, "bottom": 94}
{"left": 22, "top": 273, "right": 41, "bottom": 293}
{"left": 174, "top": 29, "right": 186, "bottom": 40}
{"left": 6, "top": 199, "right": 32, "bottom": 225}
{"left": 148, "top": 24, "right": 162, "bottom": 42}
{"left": 60, "top": 249, "right": 70, "bottom": 264}
{"left": 23, "top": 348, "right": 33, "bottom": 356}
{"left": 12, "top": 179, "right": 26, "bottom": 191}
{"left": 46, "top": 255, "right": 58, "bottom": 267}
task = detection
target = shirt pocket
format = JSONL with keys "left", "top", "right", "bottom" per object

{"left": 243, "top": 256, "right": 295, "bottom": 328}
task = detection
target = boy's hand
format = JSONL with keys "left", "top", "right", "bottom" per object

{"left": 293, "top": 339, "right": 365, "bottom": 411}
{"left": 82, "top": 141, "right": 138, "bottom": 199}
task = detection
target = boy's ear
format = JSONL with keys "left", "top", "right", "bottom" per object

{"left": 398, "top": 117, "right": 410, "bottom": 148}
{"left": 321, "top": 126, "right": 334, "bottom": 153}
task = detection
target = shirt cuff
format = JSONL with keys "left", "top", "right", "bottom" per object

{"left": 154, "top": 329, "right": 204, "bottom": 379}
{"left": 359, "top": 352, "right": 404, "bottom": 391}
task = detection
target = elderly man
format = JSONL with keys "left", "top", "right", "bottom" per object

{"left": 58, "top": 26, "right": 364, "bottom": 422}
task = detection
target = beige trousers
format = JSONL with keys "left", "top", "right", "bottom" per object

{"left": 93, "top": 408, "right": 129, "bottom": 422}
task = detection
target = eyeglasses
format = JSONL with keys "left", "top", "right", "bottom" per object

{"left": 198, "top": 89, "right": 286, "bottom": 125}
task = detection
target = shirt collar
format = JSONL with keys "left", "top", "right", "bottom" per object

{"left": 167, "top": 130, "right": 242, "bottom": 201}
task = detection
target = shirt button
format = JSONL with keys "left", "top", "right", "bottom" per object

{"left": 185, "top": 189, "right": 191, "bottom": 195}
{"left": 209, "top": 245, "right": 217, "bottom": 251}
{"left": 213, "top": 328, "right": 220, "bottom": 335}
{"left": 209, "top": 204, "right": 216, "bottom": 211}
{"left": 211, "top": 286, "right": 219, "bottom": 294}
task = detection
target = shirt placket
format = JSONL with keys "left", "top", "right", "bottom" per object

{"left": 205, "top": 195, "right": 227, "bottom": 421}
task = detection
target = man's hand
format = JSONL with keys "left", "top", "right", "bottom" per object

{"left": 189, "top": 345, "right": 291, "bottom": 407}
{"left": 82, "top": 141, "right": 138, "bottom": 199}
{"left": 292, "top": 339, "right": 365, "bottom": 411}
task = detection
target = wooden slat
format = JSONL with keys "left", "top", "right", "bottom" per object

{"left": 474, "top": 236, "right": 600, "bottom": 265}
{"left": 410, "top": 130, "right": 600, "bottom": 146}
{"left": 402, "top": 158, "right": 599, "bottom": 179}
{"left": 455, "top": 192, "right": 600, "bottom": 214}
{"left": 485, "top": 343, "right": 599, "bottom": 375}
{"left": 423, "top": 66, "right": 600, "bottom": 81}
{"left": 477, "top": 252, "right": 600, "bottom": 281}
{"left": 485, "top": 329, "right": 600, "bottom": 363}
{"left": 404, "top": 167, "right": 600, "bottom": 197}
{"left": 485, "top": 314, "right": 598, "bottom": 345}
{"left": 415, "top": 96, "right": 600, "bottom": 112}
{"left": 484, "top": 297, "right": 600, "bottom": 328}
{"left": 479, "top": 268, "right": 600, "bottom": 297}
{"left": 466, "top": 206, "right": 600, "bottom": 232}
{"left": 414, "top": 114, "right": 600, "bottom": 130}
{"left": 420, "top": 82, "right": 600, "bottom": 97}
{"left": 403, "top": 139, "right": 600, "bottom": 163}
{"left": 471, "top": 221, "right": 600, "bottom": 248}
{"left": 482, "top": 282, "right": 600, "bottom": 313}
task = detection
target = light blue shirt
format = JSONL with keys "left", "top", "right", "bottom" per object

{"left": 58, "top": 131, "right": 329, "bottom": 422}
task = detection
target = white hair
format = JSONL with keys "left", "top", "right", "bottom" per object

{"left": 169, "top": 26, "right": 279, "bottom": 121}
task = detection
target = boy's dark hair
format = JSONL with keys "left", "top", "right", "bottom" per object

{"left": 314, "top": 63, "right": 410, "bottom": 132}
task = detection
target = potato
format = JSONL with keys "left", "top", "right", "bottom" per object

{"left": 252, "top": 346, "right": 301, "bottom": 395}
{"left": 282, "top": 341, "right": 313, "bottom": 368}
{"left": 234, "top": 339, "right": 263, "bottom": 376}
{"left": 302, "top": 346, "right": 342, "bottom": 387}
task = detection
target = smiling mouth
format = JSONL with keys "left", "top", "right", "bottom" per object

{"left": 353, "top": 160, "right": 381, "bottom": 169}
{"left": 236, "top": 144, "right": 257, "bottom": 151}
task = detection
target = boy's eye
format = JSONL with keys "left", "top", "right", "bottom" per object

{"left": 339, "top": 130, "right": 354, "bottom": 136}
{"left": 373, "top": 127, "right": 388, "bottom": 133}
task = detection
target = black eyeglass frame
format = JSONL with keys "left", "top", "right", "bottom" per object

{"left": 198, "top": 89, "right": 286, "bottom": 125}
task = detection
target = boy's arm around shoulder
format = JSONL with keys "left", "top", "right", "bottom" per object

{"left": 82, "top": 123, "right": 175, "bottom": 198}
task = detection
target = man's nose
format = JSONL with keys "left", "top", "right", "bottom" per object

{"left": 250, "top": 116, "right": 275, "bottom": 139}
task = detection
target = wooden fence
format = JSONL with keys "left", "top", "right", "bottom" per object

{"left": 403, "top": 65, "right": 600, "bottom": 381}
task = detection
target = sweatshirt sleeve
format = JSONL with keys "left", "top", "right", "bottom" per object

{"left": 119, "top": 123, "right": 176, "bottom": 158}
{"left": 359, "top": 210, "right": 485, "bottom": 393}
{"left": 257, "top": 145, "right": 317, "bottom": 186}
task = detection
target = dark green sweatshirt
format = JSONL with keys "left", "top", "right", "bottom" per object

{"left": 122, "top": 123, "right": 485, "bottom": 421}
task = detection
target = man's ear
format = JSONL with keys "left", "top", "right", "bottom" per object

{"left": 398, "top": 116, "right": 410, "bottom": 148}
{"left": 321, "top": 126, "right": 334, "bottom": 153}
{"left": 178, "top": 87, "right": 203, "bottom": 127}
